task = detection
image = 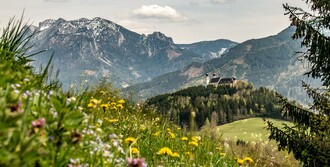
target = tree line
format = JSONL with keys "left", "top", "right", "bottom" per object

{"left": 146, "top": 81, "right": 282, "bottom": 128}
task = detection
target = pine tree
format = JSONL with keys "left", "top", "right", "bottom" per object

{"left": 266, "top": 1, "right": 330, "bottom": 166}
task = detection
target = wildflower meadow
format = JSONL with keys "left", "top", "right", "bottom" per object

{"left": 0, "top": 18, "right": 300, "bottom": 167}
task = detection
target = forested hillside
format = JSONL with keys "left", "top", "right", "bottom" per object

{"left": 146, "top": 81, "right": 282, "bottom": 128}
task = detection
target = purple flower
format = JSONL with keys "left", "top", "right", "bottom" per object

{"left": 126, "top": 157, "right": 147, "bottom": 167}
{"left": 32, "top": 118, "right": 46, "bottom": 128}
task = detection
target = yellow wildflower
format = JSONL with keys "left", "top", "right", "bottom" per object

{"left": 177, "top": 127, "right": 181, "bottom": 130}
{"left": 111, "top": 106, "right": 117, "bottom": 111}
{"left": 125, "top": 137, "right": 136, "bottom": 145}
{"left": 104, "top": 118, "right": 118, "bottom": 123}
{"left": 220, "top": 152, "right": 226, "bottom": 157}
{"left": 110, "top": 102, "right": 116, "bottom": 106}
{"left": 109, "top": 119, "right": 118, "bottom": 123}
{"left": 189, "top": 141, "right": 198, "bottom": 147}
{"left": 153, "top": 131, "right": 161, "bottom": 136}
{"left": 158, "top": 147, "right": 172, "bottom": 155}
{"left": 216, "top": 146, "right": 221, "bottom": 151}
{"left": 192, "top": 136, "right": 201, "bottom": 142}
{"left": 131, "top": 147, "right": 140, "bottom": 155}
{"left": 170, "top": 152, "right": 180, "bottom": 158}
{"left": 118, "top": 99, "right": 125, "bottom": 104}
{"left": 236, "top": 158, "right": 244, "bottom": 166}
{"left": 87, "top": 103, "right": 94, "bottom": 108}
{"left": 88, "top": 98, "right": 100, "bottom": 108}
{"left": 181, "top": 137, "right": 188, "bottom": 141}
{"left": 90, "top": 98, "right": 100, "bottom": 105}
{"left": 166, "top": 128, "right": 171, "bottom": 132}
{"left": 244, "top": 157, "right": 254, "bottom": 163}
{"left": 168, "top": 132, "right": 175, "bottom": 138}
{"left": 117, "top": 103, "right": 123, "bottom": 110}
{"left": 100, "top": 104, "right": 109, "bottom": 111}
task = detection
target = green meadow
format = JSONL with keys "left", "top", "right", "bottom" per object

{"left": 218, "top": 118, "right": 292, "bottom": 142}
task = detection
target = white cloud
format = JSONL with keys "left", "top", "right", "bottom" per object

{"left": 211, "top": 0, "right": 235, "bottom": 4}
{"left": 133, "top": 5, "right": 188, "bottom": 21}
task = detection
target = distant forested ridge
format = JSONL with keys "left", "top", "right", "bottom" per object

{"left": 146, "top": 81, "right": 282, "bottom": 128}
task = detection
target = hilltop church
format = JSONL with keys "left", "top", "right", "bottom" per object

{"left": 205, "top": 74, "right": 237, "bottom": 86}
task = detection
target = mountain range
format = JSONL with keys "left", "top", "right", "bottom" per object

{"left": 28, "top": 17, "right": 237, "bottom": 89}
{"left": 27, "top": 17, "right": 320, "bottom": 103}
{"left": 122, "top": 27, "right": 320, "bottom": 103}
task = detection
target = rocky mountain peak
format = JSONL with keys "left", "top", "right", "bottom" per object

{"left": 144, "top": 31, "right": 175, "bottom": 50}
{"left": 38, "top": 19, "right": 56, "bottom": 31}
{"left": 37, "top": 17, "right": 123, "bottom": 35}
{"left": 147, "top": 32, "right": 172, "bottom": 41}
{"left": 88, "top": 17, "right": 118, "bottom": 31}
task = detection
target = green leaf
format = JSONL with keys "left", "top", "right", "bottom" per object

{"left": 62, "top": 110, "right": 83, "bottom": 129}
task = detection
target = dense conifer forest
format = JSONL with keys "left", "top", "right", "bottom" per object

{"left": 146, "top": 81, "right": 283, "bottom": 128}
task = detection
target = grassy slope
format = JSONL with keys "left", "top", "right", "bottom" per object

{"left": 218, "top": 118, "right": 292, "bottom": 141}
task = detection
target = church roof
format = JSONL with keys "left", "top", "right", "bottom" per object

{"left": 209, "top": 77, "right": 220, "bottom": 84}
{"left": 219, "top": 77, "right": 236, "bottom": 84}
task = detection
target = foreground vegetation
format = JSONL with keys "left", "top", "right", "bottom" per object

{"left": 266, "top": 1, "right": 330, "bottom": 166}
{"left": 0, "top": 18, "right": 302, "bottom": 166}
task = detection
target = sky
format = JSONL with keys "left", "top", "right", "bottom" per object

{"left": 0, "top": 0, "right": 308, "bottom": 44}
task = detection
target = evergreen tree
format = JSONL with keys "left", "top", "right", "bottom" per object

{"left": 266, "top": 1, "right": 330, "bottom": 166}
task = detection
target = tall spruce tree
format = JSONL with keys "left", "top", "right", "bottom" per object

{"left": 266, "top": 0, "right": 330, "bottom": 166}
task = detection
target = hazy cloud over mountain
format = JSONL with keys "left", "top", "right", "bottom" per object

{"left": 133, "top": 5, "right": 188, "bottom": 21}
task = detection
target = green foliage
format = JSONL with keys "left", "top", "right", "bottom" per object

{"left": 0, "top": 15, "right": 37, "bottom": 70}
{"left": 266, "top": 1, "right": 330, "bottom": 166}
{"left": 0, "top": 17, "right": 84, "bottom": 166}
{"left": 284, "top": 1, "right": 330, "bottom": 86}
{"left": 146, "top": 81, "right": 282, "bottom": 128}
{"left": 266, "top": 84, "right": 330, "bottom": 166}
